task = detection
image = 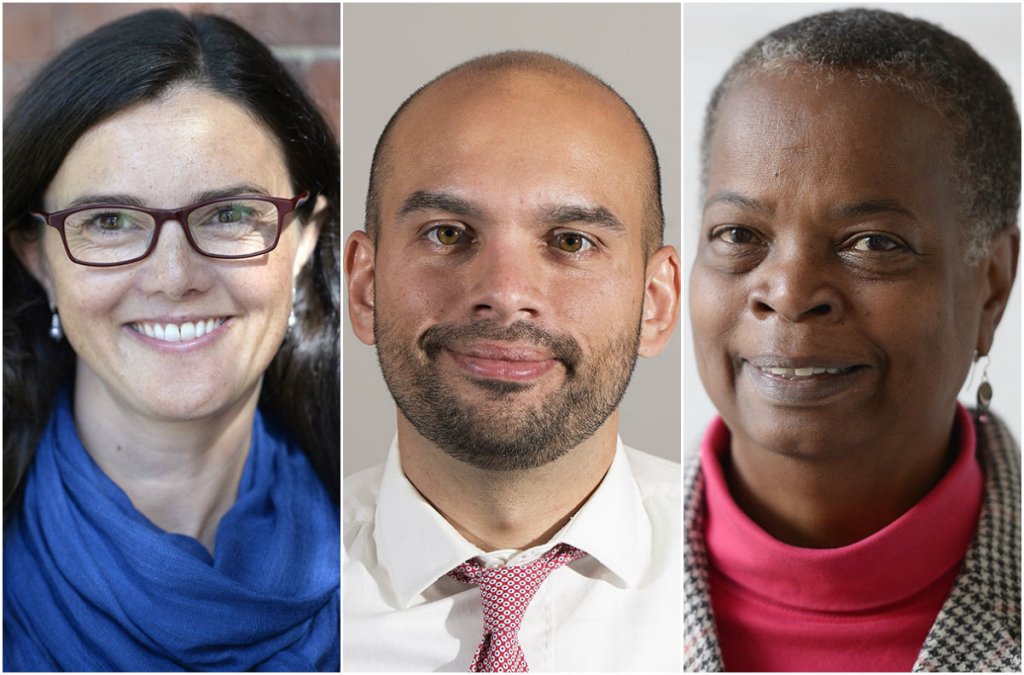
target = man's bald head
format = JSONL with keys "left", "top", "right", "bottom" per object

{"left": 365, "top": 50, "right": 664, "bottom": 258}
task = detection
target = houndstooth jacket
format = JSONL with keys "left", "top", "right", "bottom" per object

{"left": 684, "top": 413, "right": 1021, "bottom": 673}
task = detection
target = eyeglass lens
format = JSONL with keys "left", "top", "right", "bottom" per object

{"left": 61, "top": 199, "right": 282, "bottom": 264}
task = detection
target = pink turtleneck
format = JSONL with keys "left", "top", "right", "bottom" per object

{"left": 702, "top": 404, "right": 984, "bottom": 672}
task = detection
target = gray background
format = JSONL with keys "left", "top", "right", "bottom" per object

{"left": 683, "top": 3, "right": 1023, "bottom": 458}
{"left": 344, "top": 3, "right": 681, "bottom": 475}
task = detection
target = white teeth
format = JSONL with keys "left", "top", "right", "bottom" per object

{"left": 763, "top": 366, "right": 847, "bottom": 378}
{"left": 132, "top": 318, "right": 225, "bottom": 343}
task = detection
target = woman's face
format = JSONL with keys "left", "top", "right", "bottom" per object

{"left": 689, "top": 70, "right": 1002, "bottom": 460}
{"left": 21, "top": 86, "right": 319, "bottom": 422}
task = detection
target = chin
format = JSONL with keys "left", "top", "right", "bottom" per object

{"left": 132, "top": 381, "right": 257, "bottom": 422}
{"left": 729, "top": 405, "right": 863, "bottom": 461}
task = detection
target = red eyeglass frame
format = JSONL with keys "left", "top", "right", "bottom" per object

{"left": 30, "top": 191, "right": 311, "bottom": 267}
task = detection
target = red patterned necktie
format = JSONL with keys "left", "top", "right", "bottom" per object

{"left": 448, "top": 543, "right": 586, "bottom": 672}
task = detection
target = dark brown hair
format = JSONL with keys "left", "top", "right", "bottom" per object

{"left": 3, "top": 9, "right": 340, "bottom": 518}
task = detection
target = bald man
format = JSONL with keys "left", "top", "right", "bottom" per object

{"left": 344, "top": 51, "right": 681, "bottom": 672}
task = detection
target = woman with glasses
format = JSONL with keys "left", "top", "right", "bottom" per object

{"left": 3, "top": 9, "right": 339, "bottom": 671}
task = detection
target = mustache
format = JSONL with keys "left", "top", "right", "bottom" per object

{"left": 420, "top": 320, "right": 582, "bottom": 374}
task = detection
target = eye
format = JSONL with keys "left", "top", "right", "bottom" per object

{"left": 91, "top": 212, "right": 132, "bottom": 231}
{"left": 552, "top": 231, "right": 595, "bottom": 253}
{"left": 213, "top": 205, "right": 253, "bottom": 224}
{"left": 850, "top": 234, "right": 903, "bottom": 252}
{"left": 426, "top": 223, "right": 467, "bottom": 246}
{"left": 80, "top": 210, "right": 144, "bottom": 233}
{"left": 712, "top": 226, "right": 759, "bottom": 245}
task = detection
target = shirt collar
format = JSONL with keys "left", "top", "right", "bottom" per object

{"left": 374, "top": 439, "right": 479, "bottom": 607}
{"left": 553, "top": 437, "right": 650, "bottom": 588}
{"left": 374, "top": 436, "right": 649, "bottom": 608}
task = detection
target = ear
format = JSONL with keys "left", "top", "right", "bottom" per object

{"left": 638, "top": 244, "right": 681, "bottom": 358}
{"left": 345, "top": 229, "right": 376, "bottom": 346}
{"left": 10, "top": 227, "right": 56, "bottom": 304}
{"left": 975, "top": 226, "right": 1019, "bottom": 356}
{"left": 292, "top": 195, "right": 327, "bottom": 278}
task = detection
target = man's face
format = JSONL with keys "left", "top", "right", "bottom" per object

{"left": 369, "top": 71, "right": 653, "bottom": 470}
{"left": 690, "top": 70, "right": 988, "bottom": 461}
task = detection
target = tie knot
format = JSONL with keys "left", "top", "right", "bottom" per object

{"left": 449, "top": 543, "right": 585, "bottom": 634}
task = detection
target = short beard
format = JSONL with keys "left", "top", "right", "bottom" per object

{"left": 374, "top": 317, "right": 641, "bottom": 471}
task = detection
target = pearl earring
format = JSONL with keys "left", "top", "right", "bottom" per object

{"left": 49, "top": 304, "right": 63, "bottom": 341}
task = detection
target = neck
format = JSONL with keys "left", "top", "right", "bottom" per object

{"left": 398, "top": 411, "right": 619, "bottom": 551}
{"left": 725, "top": 412, "right": 957, "bottom": 548}
{"left": 73, "top": 373, "right": 260, "bottom": 555}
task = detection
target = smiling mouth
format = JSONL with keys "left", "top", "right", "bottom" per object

{"left": 129, "top": 317, "right": 227, "bottom": 342}
{"left": 444, "top": 346, "right": 559, "bottom": 383}
{"left": 743, "top": 359, "right": 867, "bottom": 406}
{"left": 756, "top": 365, "right": 856, "bottom": 379}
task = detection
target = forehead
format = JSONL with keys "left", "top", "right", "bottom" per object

{"left": 381, "top": 71, "right": 649, "bottom": 227}
{"left": 45, "top": 87, "right": 291, "bottom": 209}
{"left": 707, "top": 70, "right": 956, "bottom": 208}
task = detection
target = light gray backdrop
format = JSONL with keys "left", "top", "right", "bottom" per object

{"left": 344, "top": 3, "right": 681, "bottom": 475}
{"left": 683, "top": 3, "right": 1023, "bottom": 458}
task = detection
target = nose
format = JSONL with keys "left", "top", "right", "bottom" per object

{"left": 137, "top": 220, "right": 213, "bottom": 299}
{"left": 747, "top": 246, "right": 843, "bottom": 322}
{"left": 465, "top": 232, "right": 545, "bottom": 323}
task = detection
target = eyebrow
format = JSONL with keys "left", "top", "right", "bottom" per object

{"left": 397, "top": 190, "right": 625, "bottom": 233}
{"left": 396, "top": 190, "right": 486, "bottom": 221}
{"left": 827, "top": 199, "right": 919, "bottom": 222}
{"left": 704, "top": 190, "right": 775, "bottom": 216}
{"left": 704, "top": 191, "right": 920, "bottom": 224}
{"left": 541, "top": 204, "right": 626, "bottom": 232}
{"left": 63, "top": 184, "right": 270, "bottom": 210}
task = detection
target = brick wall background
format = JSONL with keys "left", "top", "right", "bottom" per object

{"left": 3, "top": 3, "right": 339, "bottom": 136}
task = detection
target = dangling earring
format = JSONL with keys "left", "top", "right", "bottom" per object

{"left": 288, "top": 287, "right": 298, "bottom": 328}
{"left": 975, "top": 353, "right": 992, "bottom": 420}
{"left": 49, "top": 304, "right": 63, "bottom": 341}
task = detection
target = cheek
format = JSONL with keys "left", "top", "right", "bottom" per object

{"left": 50, "top": 271, "right": 132, "bottom": 367}
{"left": 46, "top": 249, "right": 126, "bottom": 329}
{"left": 568, "top": 274, "right": 643, "bottom": 338}
{"left": 866, "top": 282, "right": 970, "bottom": 393}
{"left": 235, "top": 260, "right": 295, "bottom": 308}
{"left": 374, "top": 259, "right": 449, "bottom": 329}
{"left": 223, "top": 228, "right": 307, "bottom": 311}
{"left": 688, "top": 266, "right": 740, "bottom": 372}
{"left": 232, "top": 281, "right": 289, "bottom": 324}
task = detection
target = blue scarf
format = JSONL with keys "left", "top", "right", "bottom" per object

{"left": 4, "top": 389, "right": 339, "bottom": 671}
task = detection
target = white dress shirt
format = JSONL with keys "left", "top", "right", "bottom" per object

{"left": 343, "top": 437, "right": 680, "bottom": 672}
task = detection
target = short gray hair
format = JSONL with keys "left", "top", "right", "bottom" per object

{"left": 701, "top": 8, "right": 1020, "bottom": 261}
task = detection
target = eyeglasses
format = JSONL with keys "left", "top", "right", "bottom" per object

{"left": 31, "top": 192, "right": 310, "bottom": 267}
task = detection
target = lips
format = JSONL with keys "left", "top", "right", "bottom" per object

{"left": 445, "top": 344, "right": 559, "bottom": 382}
{"left": 742, "top": 356, "right": 867, "bottom": 405}
{"left": 420, "top": 320, "right": 582, "bottom": 382}
{"left": 757, "top": 365, "right": 854, "bottom": 379}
